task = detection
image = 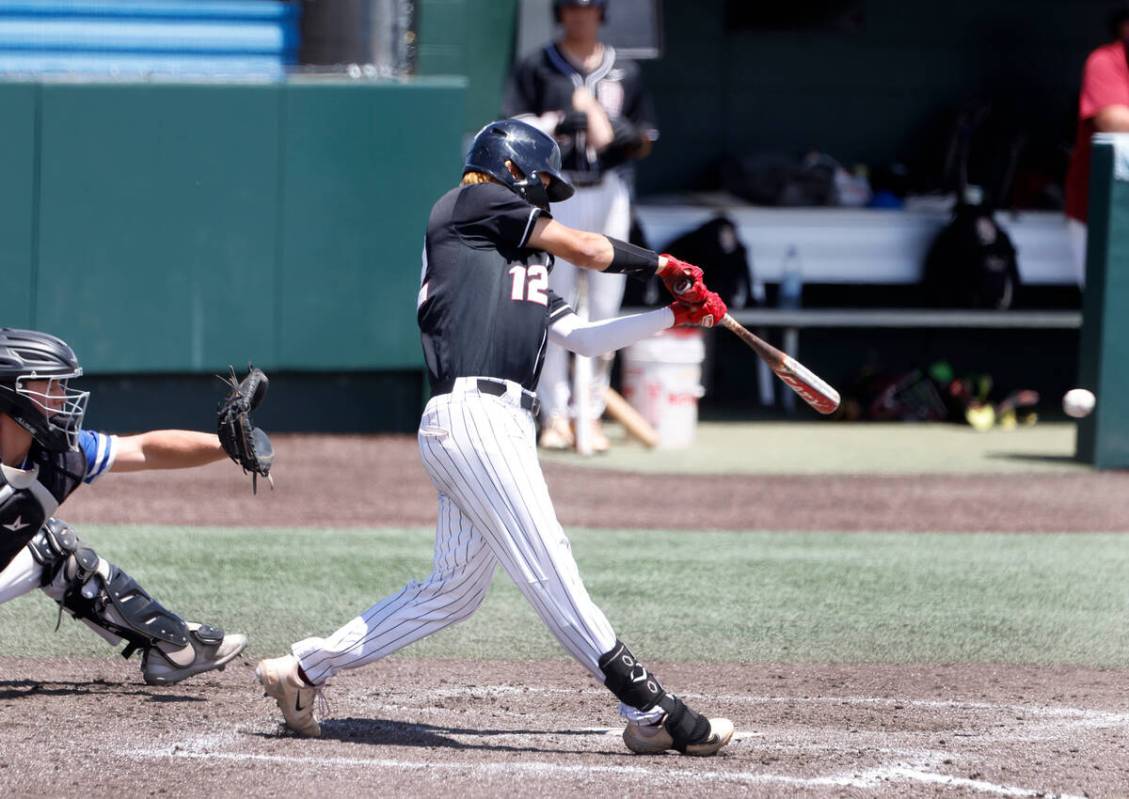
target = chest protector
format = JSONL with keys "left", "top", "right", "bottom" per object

{"left": 0, "top": 446, "right": 84, "bottom": 570}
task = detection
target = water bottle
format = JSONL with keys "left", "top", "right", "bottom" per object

{"left": 777, "top": 246, "right": 803, "bottom": 412}
{"left": 778, "top": 245, "right": 803, "bottom": 310}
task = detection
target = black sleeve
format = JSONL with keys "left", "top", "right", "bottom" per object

{"left": 547, "top": 288, "right": 574, "bottom": 323}
{"left": 453, "top": 184, "right": 549, "bottom": 250}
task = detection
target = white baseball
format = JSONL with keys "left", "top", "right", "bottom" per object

{"left": 1063, "top": 388, "right": 1096, "bottom": 418}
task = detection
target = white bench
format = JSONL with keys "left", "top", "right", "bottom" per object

{"left": 634, "top": 204, "right": 1077, "bottom": 286}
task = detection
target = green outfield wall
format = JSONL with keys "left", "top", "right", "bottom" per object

{"left": 416, "top": 0, "right": 518, "bottom": 133}
{"left": 1, "top": 77, "right": 466, "bottom": 375}
{"left": 1077, "top": 134, "right": 1129, "bottom": 470}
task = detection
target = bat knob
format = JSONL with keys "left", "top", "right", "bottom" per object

{"left": 673, "top": 278, "right": 692, "bottom": 296}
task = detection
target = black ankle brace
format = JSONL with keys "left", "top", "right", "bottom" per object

{"left": 658, "top": 695, "right": 713, "bottom": 752}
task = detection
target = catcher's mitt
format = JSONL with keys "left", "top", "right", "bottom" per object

{"left": 217, "top": 366, "right": 274, "bottom": 493}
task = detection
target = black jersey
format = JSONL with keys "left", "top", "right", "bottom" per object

{"left": 503, "top": 43, "right": 657, "bottom": 179}
{"left": 418, "top": 183, "right": 574, "bottom": 393}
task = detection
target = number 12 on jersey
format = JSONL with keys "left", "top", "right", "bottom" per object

{"left": 509, "top": 265, "right": 549, "bottom": 306}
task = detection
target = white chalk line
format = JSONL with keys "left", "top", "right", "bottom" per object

{"left": 123, "top": 733, "right": 1083, "bottom": 799}
{"left": 373, "top": 684, "right": 1129, "bottom": 727}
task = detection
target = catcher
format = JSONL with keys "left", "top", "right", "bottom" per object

{"left": 0, "top": 327, "right": 272, "bottom": 685}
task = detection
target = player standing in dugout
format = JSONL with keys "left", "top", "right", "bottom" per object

{"left": 504, "top": 0, "right": 657, "bottom": 452}
{"left": 255, "top": 118, "right": 734, "bottom": 756}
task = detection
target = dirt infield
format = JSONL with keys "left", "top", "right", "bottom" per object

{"left": 2, "top": 657, "right": 1126, "bottom": 798}
{"left": 63, "top": 434, "right": 1129, "bottom": 532}
{"left": 6, "top": 433, "right": 1129, "bottom": 797}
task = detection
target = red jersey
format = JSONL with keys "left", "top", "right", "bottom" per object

{"left": 1065, "top": 41, "right": 1129, "bottom": 222}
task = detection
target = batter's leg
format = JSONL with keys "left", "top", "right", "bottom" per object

{"left": 291, "top": 492, "right": 498, "bottom": 686}
{"left": 421, "top": 393, "right": 712, "bottom": 732}
{"left": 424, "top": 393, "right": 732, "bottom": 753}
{"left": 258, "top": 484, "right": 498, "bottom": 737}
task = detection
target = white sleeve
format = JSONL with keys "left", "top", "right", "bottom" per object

{"left": 548, "top": 307, "right": 675, "bottom": 357}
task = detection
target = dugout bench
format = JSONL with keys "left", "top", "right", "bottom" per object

{"left": 630, "top": 203, "right": 1081, "bottom": 412}
{"left": 634, "top": 160, "right": 1128, "bottom": 471}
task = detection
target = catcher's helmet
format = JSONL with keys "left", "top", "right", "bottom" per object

{"left": 464, "top": 119, "right": 575, "bottom": 211}
{"left": 0, "top": 328, "right": 88, "bottom": 452}
{"left": 554, "top": 0, "right": 607, "bottom": 23}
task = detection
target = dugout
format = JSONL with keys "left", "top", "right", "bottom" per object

{"left": 0, "top": 0, "right": 1122, "bottom": 449}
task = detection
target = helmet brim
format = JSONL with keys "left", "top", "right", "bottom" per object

{"left": 545, "top": 170, "right": 575, "bottom": 203}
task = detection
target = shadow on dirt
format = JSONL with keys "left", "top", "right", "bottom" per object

{"left": 250, "top": 717, "right": 622, "bottom": 757}
{"left": 0, "top": 679, "right": 203, "bottom": 703}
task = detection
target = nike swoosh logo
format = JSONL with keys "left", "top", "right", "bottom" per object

{"left": 295, "top": 694, "right": 306, "bottom": 712}
{"left": 2, "top": 516, "right": 29, "bottom": 532}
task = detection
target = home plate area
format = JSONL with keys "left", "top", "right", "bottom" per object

{"left": 2, "top": 658, "right": 1126, "bottom": 797}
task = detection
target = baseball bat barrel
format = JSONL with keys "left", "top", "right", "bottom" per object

{"left": 719, "top": 314, "right": 840, "bottom": 415}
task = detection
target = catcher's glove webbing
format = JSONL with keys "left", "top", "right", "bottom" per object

{"left": 217, "top": 366, "right": 274, "bottom": 493}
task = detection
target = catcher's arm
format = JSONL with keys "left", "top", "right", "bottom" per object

{"left": 111, "top": 430, "right": 227, "bottom": 472}
{"left": 217, "top": 366, "right": 275, "bottom": 493}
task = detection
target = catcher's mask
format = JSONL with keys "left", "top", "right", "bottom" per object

{"left": 464, "top": 118, "right": 574, "bottom": 212}
{"left": 0, "top": 328, "right": 89, "bottom": 452}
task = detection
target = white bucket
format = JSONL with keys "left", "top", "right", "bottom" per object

{"left": 621, "top": 328, "right": 706, "bottom": 449}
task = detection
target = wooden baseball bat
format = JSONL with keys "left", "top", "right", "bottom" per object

{"left": 603, "top": 387, "right": 660, "bottom": 448}
{"left": 718, "top": 314, "right": 840, "bottom": 415}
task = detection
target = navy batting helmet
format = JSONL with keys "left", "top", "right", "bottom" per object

{"left": 0, "top": 328, "right": 88, "bottom": 452}
{"left": 464, "top": 119, "right": 575, "bottom": 211}
{"left": 554, "top": 0, "right": 607, "bottom": 23}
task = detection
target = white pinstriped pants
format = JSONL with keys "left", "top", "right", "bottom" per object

{"left": 291, "top": 379, "right": 661, "bottom": 722}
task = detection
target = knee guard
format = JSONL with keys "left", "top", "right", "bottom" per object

{"left": 27, "top": 518, "right": 78, "bottom": 585}
{"left": 27, "top": 518, "right": 190, "bottom": 658}
{"left": 598, "top": 639, "right": 713, "bottom": 753}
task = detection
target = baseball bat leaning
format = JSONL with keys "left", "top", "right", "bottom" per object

{"left": 718, "top": 314, "right": 841, "bottom": 415}
{"left": 603, "top": 387, "right": 660, "bottom": 448}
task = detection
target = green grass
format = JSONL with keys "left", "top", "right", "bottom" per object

{"left": 542, "top": 421, "right": 1085, "bottom": 475}
{"left": 2, "top": 525, "right": 1127, "bottom": 666}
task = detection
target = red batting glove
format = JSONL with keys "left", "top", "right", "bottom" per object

{"left": 670, "top": 291, "right": 728, "bottom": 328}
{"left": 658, "top": 254, "right": 709, "bottom": 304}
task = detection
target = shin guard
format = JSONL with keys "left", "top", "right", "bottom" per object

{"left": 598, "top": 639, "right": 714, "bottom": 752}
{"left": 29, "top": 518, "right": 190, "bottom": 658}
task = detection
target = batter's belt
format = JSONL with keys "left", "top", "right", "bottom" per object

{"left": 431, "top": 377, "right": 541, "bottom": 416}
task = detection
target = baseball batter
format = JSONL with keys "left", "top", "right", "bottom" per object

{"left": 0, "top": 328, "right": 266, "bottom": 684}
{"left": 256, "top": 119, "right": 733, "bottom": 756}
{"left": 503, "top": 0, "right": 657, "bottom": 451}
